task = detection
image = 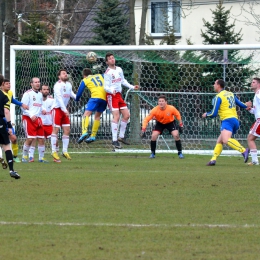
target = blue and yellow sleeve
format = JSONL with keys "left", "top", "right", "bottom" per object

{"left": 206, "top": 96, "right": 222, "bottom": 118}
{"left": 234, "top": 96, "right": 247, "bottom": 109}
{"left": 76, "top": 80, "right": 86, "bottom": 101}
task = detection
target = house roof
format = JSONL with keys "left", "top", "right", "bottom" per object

{"left": 70, "top": 0, "right": 129, "bottom": 45}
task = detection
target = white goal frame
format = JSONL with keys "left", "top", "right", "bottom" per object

{"left": 10, "top": 44, "right": 260, "bottom": 155}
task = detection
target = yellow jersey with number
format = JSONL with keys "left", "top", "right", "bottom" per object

{"left": 216, "top": 90, "right": 238, "bottom": 120}
{"left": 82, "top": 74, "right": 106, "bottom": 100}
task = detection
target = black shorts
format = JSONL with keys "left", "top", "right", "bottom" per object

{"left": 0, "top": 118, "right": 10, "bottom": 145}
{"left": 154, "top": 121, "right": 178, "bottom": 134}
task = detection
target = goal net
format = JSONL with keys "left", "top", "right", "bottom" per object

{"left": 10, "top": 45, "right": 260, "bottom": 155}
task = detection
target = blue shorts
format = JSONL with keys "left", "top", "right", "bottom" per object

{"left": 85, "top": 98, "right": 107, "bottom": 113}
{"left": 220, "top": 118, "right": 239, "bottom": 135}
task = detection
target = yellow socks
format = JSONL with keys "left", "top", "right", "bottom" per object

{"left": 82, "top": 116, "right": 89, "bottom": 134}
{"left": 211, "top": 143, "right": 223, "bottom": 161}
{"left": 91, "top": 120, "right": 100, "bottom": 137}
{"left": 12, "top": 142, "right": 19, "bottom": 157}
{"left": 227, "top": 138, "right": 245, "bottom": 153}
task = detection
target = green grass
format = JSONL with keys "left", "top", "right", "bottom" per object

{"left": 1, "top": 153, "right": 260, "bottom": 259}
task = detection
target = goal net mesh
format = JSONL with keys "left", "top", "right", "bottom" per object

{"left": 12, "top": 46, "right": 260, "bottom": 154}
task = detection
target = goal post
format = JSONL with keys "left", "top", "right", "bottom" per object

{"left": 10, "top": 44, "right": 260, "bottom": 155}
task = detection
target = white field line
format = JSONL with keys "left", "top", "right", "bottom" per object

{"left": 0, "top": 221, "right": 258, "bottom": 228}
{"left": 67, "top": 150, "right": 252, "bottom": 156}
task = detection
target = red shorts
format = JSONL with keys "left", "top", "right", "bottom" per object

{"left": 250, "top": 118, "right": 260, "bottom": 137}
{"left": 106, "top": 92, "right": 127, "bottom": 111}
{"left": 22, "top": 115, "right": 44, "bottom": 138}
{"left": 43, "top": 125, "right": 53, "bottom": 138}
{"left": 52, "top": 108, "right": 70, "bottom": 128}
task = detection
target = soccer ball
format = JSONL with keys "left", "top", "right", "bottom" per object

{"left": 86, "top": 51, "right": 97, "bottom": 63}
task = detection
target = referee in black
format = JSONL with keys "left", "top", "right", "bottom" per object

{"left": 0, "top": 75, "right": 20, "bottom": 179}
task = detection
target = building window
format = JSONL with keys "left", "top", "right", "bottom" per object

{"left": 151, "top": 1, "right": 181, "bottom": 36}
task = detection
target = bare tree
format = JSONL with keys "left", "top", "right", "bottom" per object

{"left": 129, "top": 0, "right": 136, "bottom": 45}
{"left": 139, "top": 0, "right": 148, "bottom": 45}
{"left": 232, "top": 1, "right": 260, "bottom": 42}
{"left": 54, "top": 0, "right": 65, "bottom": 45}
{"left": 14, "top": 0, "right": 96, "bottom": 45}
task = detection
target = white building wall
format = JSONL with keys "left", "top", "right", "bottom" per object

{"left": 135, "top": 0, "right": 259, "bottom": 45}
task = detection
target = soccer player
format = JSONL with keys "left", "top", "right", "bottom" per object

{"left": 51, "top": 69, "right": 76, "bottom": 161}
{"left": 28, "top": 84, "right": 56, "bottom": 162}
{"left": 0, "top": 75, "right": 20, "bottom": 179}
{"left": 202, "top": 79, "right": 250, "bottom": 166}
{"left": 246, "top": 77, "right": 260, "bottom": 166}
{"left": 76, "top": 68, "right": 107, "bottom": 144}
{"left": 141, "top": 95, "right": 184, "bottom": 159}
{"left": 0, "top": 74, "right": 8, "bottom": 169}
{"left": 21, "top": 77, "right": 47, "bottom": 163}
{"left": 104, "top": 52, "right": 139, "bottom": 149}
{"left": 1, "top": 78, "right": 29, "bottom": 162}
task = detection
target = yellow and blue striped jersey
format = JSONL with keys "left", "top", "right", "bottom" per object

{"left": 207, "top": 90, "right": 247, "bottom": 121}
{"left": 76, "top": 74, "right": 106, "bottom": 101}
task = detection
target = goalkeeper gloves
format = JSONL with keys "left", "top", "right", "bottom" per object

{"left": 179, "top": 123, "right": 183, "bottom": 134}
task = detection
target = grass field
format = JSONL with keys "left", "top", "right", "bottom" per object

{"left": 1, "top": 153, "right": 260, "bottom": 260}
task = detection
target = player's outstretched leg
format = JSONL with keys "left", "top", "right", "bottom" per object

{"left": 85, "top": 120, "right": 100, "bottom": 144}
{"left": 227, "top": 138, "right": 249, "bottom": 163}
{"left": 77, "top": 133, "right": 89, "bottom": 144}
{"left": 242, "top": 148, "right": 249, "bottom": 163}
{"left": 85, "top": 136, "right": 96, "bottom": 143}
{"left": 206, "top": 143, "right": 222, "bottom": 166}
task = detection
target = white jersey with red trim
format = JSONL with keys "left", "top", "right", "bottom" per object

{"left": 249, "top": 90, "right": 260, "bottom": 120}
{"left": 40, "top": 97, "right": 54, "bottom": 125}
{"left": 21, "top": 89, "right": 43, "bottom": 118}
{"left": 52, "top": 80, "right": 76, "bottom": 112}
{"left": 104, "top": 66, "right": 134, "bottom": 94}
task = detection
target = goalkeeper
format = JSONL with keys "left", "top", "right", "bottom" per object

{"left": 141, "top": 95, "right": 184, "bottom": 159}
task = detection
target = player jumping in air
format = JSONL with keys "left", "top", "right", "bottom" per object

{"left": 76, "top": 68, "right": 107, "bottom": 144}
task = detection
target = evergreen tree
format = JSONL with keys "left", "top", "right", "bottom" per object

{"left": 200, "top": 1, "right": 256, "bottom": 91}
{"left": 19, "top": 14, "right": 47, "bottom": 45}
{"left": 85, "top": 0, "right": 130, "bottom": 45}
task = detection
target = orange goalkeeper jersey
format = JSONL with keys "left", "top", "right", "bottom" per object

{"left": 142, "top": 105, "right": 181, "bottom": 129}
